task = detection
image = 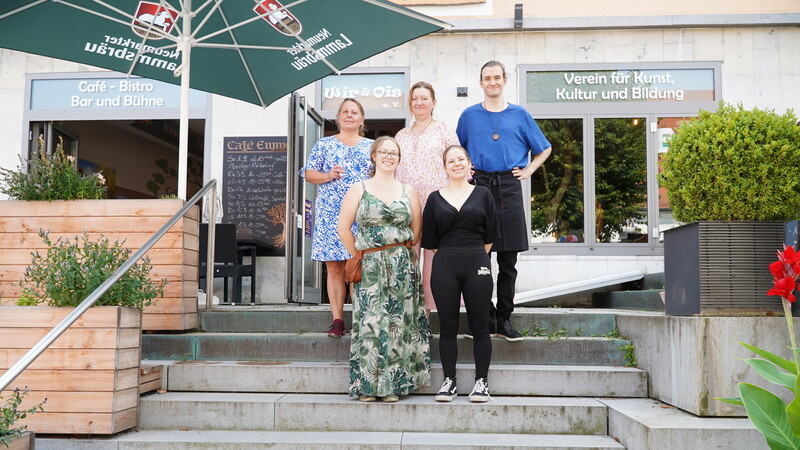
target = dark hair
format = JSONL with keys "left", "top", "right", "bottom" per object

{"left": 370, "top": 136, "right": 402, "bottom": 176}
{"left": 480, "top": 60, "right": 507, "bottom": 80}
{"left": 408, "top": 81, "right": 436, "bottom": 112}
{"left": 442, "top": 144, "right": 469, "bottom": 165}
{"left": 335, "top": 97, "right": 367, "bottom": 136}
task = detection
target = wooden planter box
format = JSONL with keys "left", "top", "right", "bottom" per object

{"left": 0, "top": 306, "right": 140, "bottom": 435}
{"left": 664, "top": 221, "right": 784, "bottom": 315}
{"left": 4, "top": 431, "right": 34, "bottom": 450}
{"left": 0, "top": 199, "right": 199, "bottom": 331}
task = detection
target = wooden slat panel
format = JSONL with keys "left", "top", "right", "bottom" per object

{"left": 144, "top": 297, "right": 197, "bottom": 315}
{"left": 184, "top": 232, "right": 199, "bottom": 250}
{"left": 14, "top": 407, "right": 138, "bottom": 434}
{"left": 0, "top": 264, "right": 187, "bottom": 282}
{"left": 0, "top": 348, "right": 140, "bottom": 371}
{"left": 139, "top": 379, "right": 162, "bottom": 394}
{"left": 0, "top": 306, "right": 136, "bottom": 328}
{"left": 139, "top": 363, "right": 163, "bottom": 394}
{"left": 0, "top": 283, "right": 189, "bottom": 299}
{"left": 2, "top": 201, "right": 199, "bottom": 331}
{"left": 0, "top": 199, "right": 185, "bottom": 217}
{"left": 142, "top": 312, "right": 197, "bottom": 331}
{"left": 0, "top": 217, "right": 187, "bottom": 234}
{"left": 1, "top": 368, "right": 139, "bottom": 391}
{"left": 0, "top": 231, "right": 188, "bottom": 249}
{"left": 4, "top": 248, "right": 187, "bottom": 265}
{"left": 0, "top": 328, "right": 139, "bottom": 349}
{"left": 2, "top": 387, "right": 139, "bottom": 413}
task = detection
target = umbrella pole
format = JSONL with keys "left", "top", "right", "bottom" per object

{"left": 178, "top": 0, "right": 192, "bottom": 201}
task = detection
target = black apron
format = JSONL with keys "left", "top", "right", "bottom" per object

{"left": 473, "top": 170, "right": 528, "bottom": 252}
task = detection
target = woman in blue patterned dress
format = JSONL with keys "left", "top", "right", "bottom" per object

{"left": 302, "top": 98, "right": 373, "bottom": 337}
{"left": 337, "top": 136, "right": 431, "bottom": 402}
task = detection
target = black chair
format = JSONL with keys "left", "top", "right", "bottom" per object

{"left": 199, "top": 223, "right": 256, "bottom": 304}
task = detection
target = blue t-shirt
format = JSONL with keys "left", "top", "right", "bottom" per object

{"left": 456, "top": 103, "right": 551, "bottom": 172}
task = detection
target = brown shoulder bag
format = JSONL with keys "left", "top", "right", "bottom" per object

{"left": 344, "top": 240, "right": 413, "bottom": 283}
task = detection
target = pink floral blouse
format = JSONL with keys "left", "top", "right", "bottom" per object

{"left": 395, "top": 121, "right": 460, "bottom": 211}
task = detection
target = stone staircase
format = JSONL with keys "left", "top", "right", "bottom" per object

{"left": 36, "top": 305, "right": 764, "bottom": 449}
{"left": 592, "top": 273, "right": 665, "bottom": 312}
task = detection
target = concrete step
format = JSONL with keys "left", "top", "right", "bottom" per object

{"left": 603, "top": 398, "right": 766, "bottom": 450}
{"left": 139, "top": 392, "right": 609, "bottom": 435}
{"left": 592, "top": 290, "right": 665, "bottom": 311}
{"left": 37, "top": 430, "right": 626, "bottom": 449}
{"left": 198, "top": 307, "right": 619, "bottom": 336}
{"left": 142, "top": 333, "right": 634, "bottom": 366}
{"left": 640, "top": 272, "right": 665, "bottom": 290}
{"left": 163, "top": 361, "right": 647, "bottom": 397}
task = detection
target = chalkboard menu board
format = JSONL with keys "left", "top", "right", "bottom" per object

{"left": 222, "top": 136, "right": 287, "bottom": 256}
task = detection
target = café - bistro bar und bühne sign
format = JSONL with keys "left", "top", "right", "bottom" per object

{"left": 29, "top": 76, "right": 205, "bottom": 111}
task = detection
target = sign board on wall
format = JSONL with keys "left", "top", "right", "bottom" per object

{"left": 526, "top": 69, "right": 715, "bottom": 104}
{"left": 30, "top": 76, "right": 205, "bottom": 110}
{"left": 222, "top": 136, "right": 287, "bottom": 256}
{"left": 320, "top": 73, "right": 406, "bottom": 111}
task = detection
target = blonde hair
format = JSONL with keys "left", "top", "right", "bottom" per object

{"left": 407, "top": 81, "right": 436, "bottom": 113}
{"left": 335, "top": 97, "right": 367, "bottom": 136}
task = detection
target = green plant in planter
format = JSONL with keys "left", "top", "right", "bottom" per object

{"left": 716, "top": 246, "right": 800, "bottom": 448}
{"left": 0, "top": 388, "right": 44, "bottom": 448}
{"left": 660, "top": 102, "right": 800, "bottom": 222}
{"left": 18, "top": 230, "right": 167, "bottom": 308}
{"left": 0, "top": 136, "right": 106, "bottom": 201}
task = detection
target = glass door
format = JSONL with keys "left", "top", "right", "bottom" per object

{"left": 285, "top": 93, "right": 324, "bottom": 304}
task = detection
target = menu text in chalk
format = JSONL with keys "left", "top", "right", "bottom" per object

{"left": 222, "top": 136, "right": 287, "bottom": 256}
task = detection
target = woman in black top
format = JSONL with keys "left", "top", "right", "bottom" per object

{"left": 422, "top": 145, "right": 497, "bottom": 403}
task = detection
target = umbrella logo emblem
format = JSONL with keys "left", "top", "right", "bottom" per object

{"left": 132, "top": 1, "right": 179, "bottom": 40}
{"left": 254, "top": 0, "right": 302, "bottom": 36}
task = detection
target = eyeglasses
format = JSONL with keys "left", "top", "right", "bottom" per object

{"left": 377, "top": 150, "right": 400, "bottom": 159}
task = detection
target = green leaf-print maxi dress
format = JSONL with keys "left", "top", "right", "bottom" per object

{"left": 349, "top": 186, "right": 432, "bottom": 397}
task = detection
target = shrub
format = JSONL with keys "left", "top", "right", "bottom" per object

{"left": 19, "top": 230, "right": 167, "bottom": 309}
{"left": 660, "top": 102, "right": 800, "bottom": 222}
{"left": 0, "top": 388, "right": 45, "bottom": 447}
{"left": 0, "top": 136, "right": 106, "bottom": 201}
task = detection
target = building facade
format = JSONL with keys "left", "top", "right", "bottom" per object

{"left": 1, "top": 1, "right": 798, "bottom": 303}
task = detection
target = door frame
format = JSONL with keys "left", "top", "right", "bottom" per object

{"left": 285, "top": 93, "right": 325, "bottom": 304}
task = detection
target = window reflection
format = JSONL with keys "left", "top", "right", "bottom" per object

{"left": 657, "top": 117, "right": 692, "bottom": 242}
{"left": 594, "top": 118, "right": 647, "bottom": 243}
{"left": 531, "top": 118, "right": 584, "bottom": 243}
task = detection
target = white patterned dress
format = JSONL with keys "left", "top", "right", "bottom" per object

{"left": 395, "top": 121, "right": 460, "bottom": 212}
{"left": 300, "top": 136, "right": 373, "bottom": 261}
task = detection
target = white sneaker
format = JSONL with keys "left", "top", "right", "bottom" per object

{"left": 469, "top": 378, "right": 490, "bottom": 403}
{"left": 435, "top": 377, "right": 457, "bottom": 402}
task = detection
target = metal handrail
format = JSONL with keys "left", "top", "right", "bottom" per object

{"left": 0, "top": 180, "right": 218, "bottom": 393}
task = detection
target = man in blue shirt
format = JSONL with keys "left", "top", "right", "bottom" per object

{"left": 456, "top": 60, "right": 551, "bottom": 342}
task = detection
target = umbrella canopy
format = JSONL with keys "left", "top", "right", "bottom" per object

{"left": 0, "top": 0, "right": 447, "bottom": 197}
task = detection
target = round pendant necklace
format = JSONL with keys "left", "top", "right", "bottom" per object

{"left": 483, "top": 102, "right": 502, "bottom": 141}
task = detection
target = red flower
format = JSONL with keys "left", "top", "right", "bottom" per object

{"left": 770, "top": 260, "right": 787, "bottom": 279}
{"left": 768, "top": 276, "right": 797, "bottom": 303}
{"left": 780, "top": 246, "right": 800, "bottom": 265}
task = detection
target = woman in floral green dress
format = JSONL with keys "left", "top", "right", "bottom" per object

{"left": 338, "top": 136, "right": 431, "bottom": 402}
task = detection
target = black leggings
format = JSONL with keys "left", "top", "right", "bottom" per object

{"left": 431, "top": 249, "right": 493, "bottom": 380}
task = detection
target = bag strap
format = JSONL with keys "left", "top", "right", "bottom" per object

{"left": 361, "top": 239, "right": 413, "bottom": 255}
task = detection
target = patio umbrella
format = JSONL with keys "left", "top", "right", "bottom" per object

{"left": 0, "top": 0, "right": 448, "bottom": 198}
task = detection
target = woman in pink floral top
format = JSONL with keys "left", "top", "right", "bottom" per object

{"left": 396, "top": 82, "right": 460, "bottom": 315}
